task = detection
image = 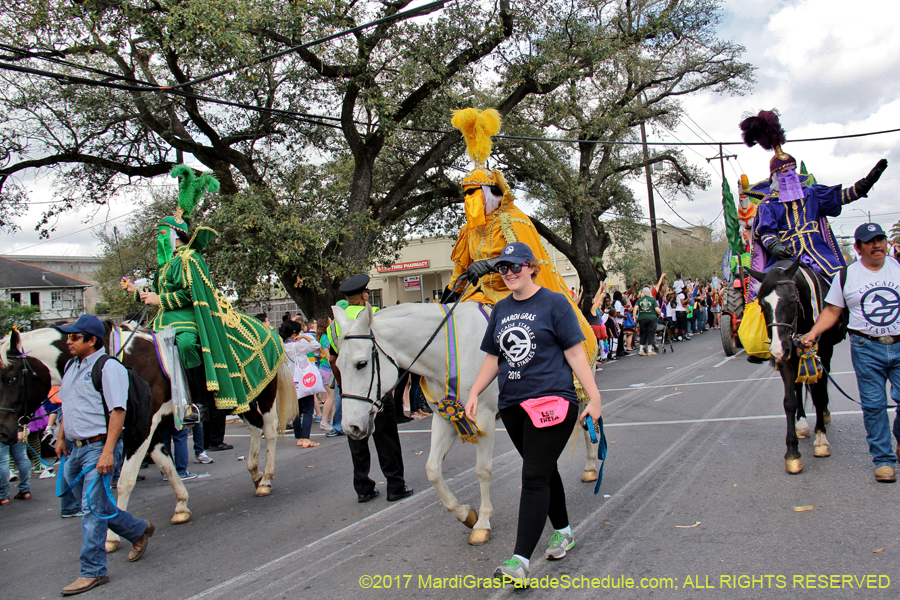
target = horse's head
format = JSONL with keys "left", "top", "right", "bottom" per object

{"left": 334, "top": 303, "right": 400, "bottom": 440}
{"left": 0, "top": 329, "right": 53, "bottom": 445}
{"left": 749, "top": 259, "right": 802, "bottom": 363}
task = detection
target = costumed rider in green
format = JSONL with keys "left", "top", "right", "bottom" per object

{"left": 120, "top": 165, "right": 284, "bottom": 416}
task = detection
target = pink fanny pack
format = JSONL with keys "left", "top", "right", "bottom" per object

{"left": 520, "top": 396, "right": 570, "bottom": 428}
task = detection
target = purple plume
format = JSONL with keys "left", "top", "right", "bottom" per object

{"left": 739, "top": 109, "right": 786, "bottom": 150}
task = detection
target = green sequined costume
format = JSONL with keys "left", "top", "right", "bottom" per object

{"left": 143, "top": 226, "right": 284, "bottom": 414}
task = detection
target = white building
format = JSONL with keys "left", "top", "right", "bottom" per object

{"left": 0, "top": 256, "right": 91, "bottom": 321}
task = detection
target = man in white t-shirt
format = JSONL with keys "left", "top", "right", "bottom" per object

{"left": 801, "top": 223, "right": 900, "bottom": 483}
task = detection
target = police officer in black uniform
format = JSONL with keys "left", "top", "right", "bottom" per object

{"left": 328, "top": 274, "right": 413, "bottom": 503}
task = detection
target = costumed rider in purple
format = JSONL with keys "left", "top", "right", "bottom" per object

{"left": 741, "top": 109, "right": 888, "bottom": 278}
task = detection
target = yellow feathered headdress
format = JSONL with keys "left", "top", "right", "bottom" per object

{"left": 452, "top": 107, "right": 501, "bottom": 169}
{"left": 451, "top": 107, "right": 511, "bottom": 194}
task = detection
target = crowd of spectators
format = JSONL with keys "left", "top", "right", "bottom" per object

{"left": 579, "top": 272, "right": 728, "bottom": 364}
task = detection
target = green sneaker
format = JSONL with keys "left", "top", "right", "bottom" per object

{"left": 545, "top": 530, "right": 574, "bottom": 560}
{"left": 493, "top": 557, "right": 529, "bottom": 584}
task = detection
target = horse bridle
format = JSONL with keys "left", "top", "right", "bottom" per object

{"left": 768, "top": 279, "right": 799, "bottom": 336}
{"left": 339, "top": 277, "right": 472, "bottom": 414}
{"left": 338, "top": 334, "right": 401, "bottom": 413}
{"left": 0, "top": 352, "right": 41, "bottom": 427}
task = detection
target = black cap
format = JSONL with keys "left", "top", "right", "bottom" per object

{"left": 854, "top": 222, "right": 886, "bottom": 243}
{"left": 339, "top": 273, "right": 370, "bottom": 296}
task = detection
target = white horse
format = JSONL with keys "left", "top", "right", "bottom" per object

{"left": 334, "top": 302, "right": 600, "bottom": 546}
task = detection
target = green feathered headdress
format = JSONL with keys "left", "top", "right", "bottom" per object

{"left": 157, "top": 165, "right": 220, "bottom": 265}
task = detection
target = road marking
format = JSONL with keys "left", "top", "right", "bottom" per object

{"left": 185, "top": 447, "right": 523, "bottom": 600}
{"left": 654, "top": 392, "right": 682, "bottom": 402}
{"left": 605, "top": 410, "right": 862, "bottom": 428}
{"left": 599, "top": 371, "right": 854, "bottom": 393}
{"left": 713, "top": 350, "right": 745, "bottom": 367}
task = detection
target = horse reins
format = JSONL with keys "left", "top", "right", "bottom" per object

{"left": 768, "top": 279, "right": 800, "bottom": 336}
{"left": 339, "top": 277, "right": 472, "bottom": 413}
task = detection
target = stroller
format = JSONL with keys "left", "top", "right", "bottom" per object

{"left": 655, "top": 317, "right": 674, "bottom": 354}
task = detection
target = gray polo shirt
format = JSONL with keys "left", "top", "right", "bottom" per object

{"left": 59, "top": 349, "right": 128, "bottom": 441}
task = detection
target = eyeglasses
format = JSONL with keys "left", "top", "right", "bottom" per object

{"left": 67, "top": 333, "right": 84, "bottom": 341}
{"left": 496, "top": 263, "right": 525, "bottom": 275}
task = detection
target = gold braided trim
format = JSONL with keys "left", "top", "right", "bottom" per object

{"left": 498, "top": 212, "right": 517, "bottom": 244}
{"left": 214, "top": 363, "right": 228, "bottom": 369}
{"left": 207, "top": 380, "right": 220, "bottom": 391}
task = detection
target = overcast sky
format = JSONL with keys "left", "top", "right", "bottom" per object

{"left": 2, "top": 0, "right": 898, "bottom": 258}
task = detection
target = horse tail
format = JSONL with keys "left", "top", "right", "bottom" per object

{"left": 274, "top": 362, "right": 298, "bottom": 435}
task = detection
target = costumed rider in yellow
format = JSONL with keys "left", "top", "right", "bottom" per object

{"left": 443, "top": 108, "right": 598, "bottom": 368}
{"left": 121, "top": 165, "right": 284, "bottom": 416}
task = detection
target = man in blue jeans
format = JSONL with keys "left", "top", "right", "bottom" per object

{"left": 55, "top": 314, "right": 154, "bottom": 596}
{"left": 801, "top": 223, "right": 900, "bottom": 483}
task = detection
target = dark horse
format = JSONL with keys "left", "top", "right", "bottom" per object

{"left": 0, "top": 322, "right": 296, "bottom": 552}
{"left": 748, "top": 259, "right": 847, "bottom": 474}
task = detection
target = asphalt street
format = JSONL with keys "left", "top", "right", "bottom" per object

{"left": 1, "top": 331, "right": 897, "bottom": 599}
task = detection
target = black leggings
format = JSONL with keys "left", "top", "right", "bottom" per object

{"left": 500, "top": 402, "right": 578, "bottom": 559}
{"left": 639, "top": 318, "right": 656, "bottom": 347}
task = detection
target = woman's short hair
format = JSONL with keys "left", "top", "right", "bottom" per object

{"left": 641, "top": 286, "right": 652, "bottom": 297}
{"left": 527, "top": 260, "right": 541, "bottom": 280}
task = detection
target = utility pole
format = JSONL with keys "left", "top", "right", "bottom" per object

{"left": 707, "top": 144, "right": 742, "bottom": 287}
{"left": 640, "top": 121, "right": 662, "bottom": 280}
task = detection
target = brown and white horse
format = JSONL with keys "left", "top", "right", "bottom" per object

{"left": 0, "top": 322, "right": 296, "bottom": 552}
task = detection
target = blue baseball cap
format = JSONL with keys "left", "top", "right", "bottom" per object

{"left": 854, "top": 222, "right": 886, "bottom": 243}
{"left": 492, "top": 242, "right": 536, "bottom": 266}
{"left": 58, "top": 314, "right": 105, "bottom": 341}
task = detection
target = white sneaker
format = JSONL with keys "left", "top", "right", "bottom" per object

{"left": 638, "top": 348, "right": 647, "bottom": 356}
{"left": 319, "top": 421, "right": 333, "bottom": 431}
{"left": 195, "top": 452, "right": 214, "bottom": 464}
{"left": 647, "top": 349, "right": 658, "bottom": 356}
{"left": 39, "top": 468, "right": 56, "bottom": 479}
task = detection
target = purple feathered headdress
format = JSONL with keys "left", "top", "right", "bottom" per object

{"left": 739, "top": 109, "right": 786, "bottom": 151}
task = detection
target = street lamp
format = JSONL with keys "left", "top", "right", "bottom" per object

{"left": 850, "top": 207, "right": 871, "bottom": 222}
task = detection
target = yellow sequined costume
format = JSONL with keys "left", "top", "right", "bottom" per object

{"left": 448, "top": 108, "right": 597, "bottom": 365}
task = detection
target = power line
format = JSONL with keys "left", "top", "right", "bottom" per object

{"left": 170, "top": 1, "right": 450, "bottom": 90}
{"left": 3, "top": 59, "right": 900, "bottom": 149}
{"left": 4, "top": 213, "right": 129, "bottom": 254}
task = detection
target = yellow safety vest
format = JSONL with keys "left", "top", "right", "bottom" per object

{"left": 328, "top": 304, "right": 379, "bottom": 355}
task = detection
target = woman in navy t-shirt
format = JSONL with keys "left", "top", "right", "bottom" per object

{"left": 465, "top": 242, "right": 603, "bottom": 584}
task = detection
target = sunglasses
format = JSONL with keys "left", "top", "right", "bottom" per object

{"left": 67, "top": 333, "right": 85, "bottom": 341}
{"left": 496, "top": 263, "right": 526, "bottom": 275}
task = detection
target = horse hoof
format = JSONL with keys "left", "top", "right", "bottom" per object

{"left": 796, "top": 427, "right": 811, "bottom": 439}
{"left": 814, "top": 444, "right": 831, "bottom": 457}
{"left": 105, "top": 540, "right": 119, "bottom": 553}
{"left": 462, "top": 508, "right": 478, "bottom": 529}
{"left": 255, "top": 485, "right": 272, "bottom": 497}
{"left": 785, "top": 458, "right": 803, "bottom": 474}
{"left": 171, "top": 511, "right": 192, "bottom": 524}
{"left": 582, "top": 469, "right": 599, "bottom": 483}
{"left": 468, "top": 529, "right": 490, "bottom": 546}
{"left": 824, "top": 411, "right": 831, "bottom": 425}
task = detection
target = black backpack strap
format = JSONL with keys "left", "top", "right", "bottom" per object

{"left": 91, "top": 354, "right": 113, "bottom": 424}
{"left": 838, "top": 266, "right": 848, "bottom": 292}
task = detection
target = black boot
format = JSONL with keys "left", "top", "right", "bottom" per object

{"left": 185, "top": 366, "right": 214, "bottom": 423}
